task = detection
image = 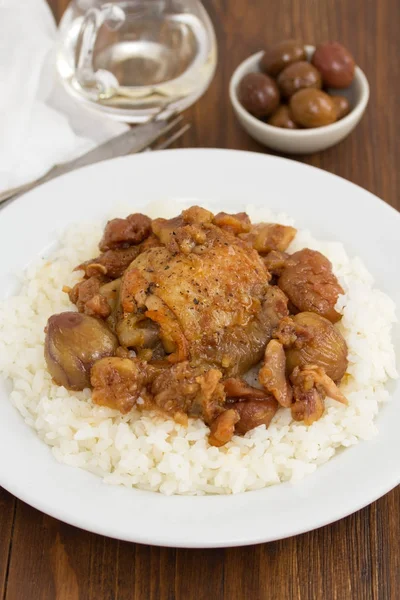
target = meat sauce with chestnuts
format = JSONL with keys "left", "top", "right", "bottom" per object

{"left": 238, "top": 39, "right": 356, "bottom": 129}
{"left": 44, "top": 207, "right": 349, "bottom": 447}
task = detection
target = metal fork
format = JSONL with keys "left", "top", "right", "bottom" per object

{"left": 0, "top": 111, "right": 190, "bottom": 206}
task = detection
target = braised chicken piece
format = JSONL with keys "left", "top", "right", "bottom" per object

{"left": 240, "top": 223, "right": 297, "bottom": 254}
{"left": 67, "top": 275, "right": 111, "bottom": 318}
{"left": 207, "top": 409, "right": 240, "bottom": 447}
{"left": 91, "top": 356, "right": 149, "bottom": 413}
{"left": 152, "top": 207, "right": 212, "bottom": 252}
{"left": 150, "top": 362, "right": 226, "bottom": 423}
{"left": 308, "top": 366, "right": 348, "bottom": 405}
{"left": 68, "top": 276, "right": 124, "bottom": 320}
{"left": 221, "top": 378, "right": 279, "bottom": 440}
{"left": 263, "top": 250, "right": 289, "bottom": 277}
{"left": 290, "top": 365, "right": 347, "bottom": 425}
{"left": 76, "top": 246, "right": 141, "bottom": 279}
{"left": 116, "top": 315, "right": 162, "bottom": 352}
{"left": 69, "top": 238, "right": 153, "bottom": 318}
{"left": 209, "top": 397, "right": 279, "bottom": 445}
{"left": 85, "top": 294, "right": 112, "bottom": 319}
{"left": 139, "top": 233, "right": 163, "bottom": 252}
{"left": 151, "top": 216, "right": 182, "bottom": 247}
{"left": 171, "top": 224, "right": 208, "bottom": 255}
{"left": 118, "top": 209, "right": 287, "bottom": 376}
{"left": 259, "top": 340, "right": 293, "bottom": 407}
{"left": 98, "top": 279, "right": 121, "bottom": 315}
{"left": 182, "top": 206, "right": 214, "bottom": 224}
{"left": 290, "top": 368, "right": 324, "bottom": 425}
{"left": 213, "top": 212, "right": 251, "bottom": 235}
{"left": 99, "top": 213, "right": 152, "bottom": 251}
{"left": 152, "top": 210, "right": 210, "bottom": 254}
{"left": 260, "top": 286, "right": 289, "bottom": 337}
{"left": 232, "top": 398, "right": 279, "bottom": 435}
{"left": 278, "top": 249, "right": 344, "bottom": 323}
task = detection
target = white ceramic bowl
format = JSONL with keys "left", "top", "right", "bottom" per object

{"left": 229, "top": 47, "right": 370, "bottom": 154}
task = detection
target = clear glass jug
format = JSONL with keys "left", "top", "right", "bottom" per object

{"left": 57, "top": 0, "right": 217, "bottom": 122}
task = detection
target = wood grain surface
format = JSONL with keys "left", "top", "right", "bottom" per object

{"left": 1, "top": 0, "right": 399, "bottom": 598}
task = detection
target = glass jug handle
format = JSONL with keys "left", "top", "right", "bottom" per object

{"left": 75, "top": 3, "right": 126, "bottom": 100}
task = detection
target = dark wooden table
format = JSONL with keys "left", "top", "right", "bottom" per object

{"left": 1, "top": 1, "right": 399, "bottom": 598}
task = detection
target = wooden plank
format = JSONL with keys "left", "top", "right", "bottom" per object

{"left": 0, "top": 488, "right": 15, "bottom": 599}
{"left": 175, "top": 548, "right": 224, "bottom": 599}
{"left": 4, "top": 489, "right": 400, "bottom": 599}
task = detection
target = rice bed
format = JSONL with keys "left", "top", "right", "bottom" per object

{"left": 0, "top": 204, "right": 397, "bottom": 495}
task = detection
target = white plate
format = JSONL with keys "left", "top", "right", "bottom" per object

{"left": 0, "top": 149, "right": 399, "bottom": 548}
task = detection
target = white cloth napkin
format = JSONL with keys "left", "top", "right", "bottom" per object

{"left": 0, "top": 0, "right": 128, "bottom": 193}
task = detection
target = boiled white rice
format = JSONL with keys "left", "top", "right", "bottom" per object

{"left": 0, "top": 203, "right": 397, "bottom": 495}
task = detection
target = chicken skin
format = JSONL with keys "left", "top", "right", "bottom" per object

{"left": 117, "top": 207, "right": 288, "bottom": 376}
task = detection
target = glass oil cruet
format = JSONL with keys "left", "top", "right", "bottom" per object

{"left": 57, "top": 0, "right": 217, "bottom": 122}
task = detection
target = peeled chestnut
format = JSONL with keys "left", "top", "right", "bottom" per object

{"left": 238, "top": 72, "right": 280, "bottom": 117}
{"left": 278, "top": 248, "right": 343, "bottom": 322}
{"left": 290, "top": 89, "right": 336, "bottom": 128}
{"left": 267, "top": 105, "right": 298, "bottom": 129}
{"left": 331, "top": 95, "right": 351, "bottom": 120}
{"left": 311, "top": 42, "right": 355, "bottom": 88}
{"left": 277, "top": 61, "right": 322, "bottom": 98}
{"left": 260, "top": 40, "right": 306, "bottom": 77}
{"left": 44, "top": 312, "right": 118, "bottom": 390}
{"left": 285, "top": 312, "right": 348, "bottom": 382}
{"left": 232, "top": 399, "right": 279, "bottom": 435}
